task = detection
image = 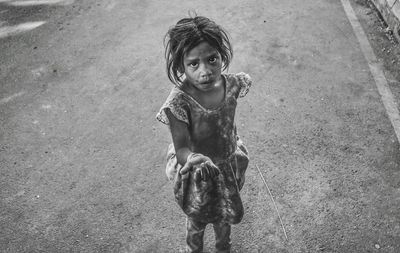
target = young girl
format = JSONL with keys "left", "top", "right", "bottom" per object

{"left": 156, "top": 15, "right": 252, "bottom": 253}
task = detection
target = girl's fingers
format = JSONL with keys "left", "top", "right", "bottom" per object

{"left": 194, "top": 169, "right": 201, "bottom": 181}
{"left": 209, "top": 165, "right": 217, "bottom": 178}
{"left": 198, "top": 163, "right": 206, "bottom": 181}
{"left": 204, "top": 161, "right": 212, "bottom": 176}
{"left": 180, "top": 158, "right": 201, "bottom": 175}
{"left": 205, "top": 162, "right": 219, "bottom": 177}
{"left": 200, "top": 166, "right": 204, "bottom": 179}
{"left": 208, "top": 166, "right": 214, "bottom": 178}
{"left": 181, "top": 155, "right": 219, "bottom": 180}
{"left": 180, "top": 167, "right": 187, "bottom": 175}
{"left": 202, "top": 167, "right": 207, "bottom": 181}
{"left": 191, "top": 156, "right": 206, "bottom": 164}
{"left": 180, "top": 164, "right": 190, "bottom": 174}
{"left": 205, "top": 166, "right": 211, "bottom": 180}
{"left": 210, "top": 168, "right": 217, "bottom": 178}
{"left": 214, "top": 166, "right": 220, "bottom": 176}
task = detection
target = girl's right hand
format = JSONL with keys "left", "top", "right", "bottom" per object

{"left": 180, "top": 153, "right": 220, "bottom": 180}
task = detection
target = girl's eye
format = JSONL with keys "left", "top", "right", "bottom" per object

{"left": 189, "top": 62, "right": 198, "bottom": 67}
{"left": 209, "top": 57, "right": 217, "bottom": 63}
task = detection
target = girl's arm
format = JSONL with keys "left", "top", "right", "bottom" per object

{"left": 165, "top": 108, "right": 192, "bottom": 166}
{"left": 165, "top": 109, "right": 219, "bottom": 179}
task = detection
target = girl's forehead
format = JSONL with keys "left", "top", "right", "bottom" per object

{"left": 184, "top": 42, "right": 219, "bottom": 59}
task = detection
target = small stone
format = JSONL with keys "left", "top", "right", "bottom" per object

{"left": 375, "top": 244, "right": 380, "bottom": 249}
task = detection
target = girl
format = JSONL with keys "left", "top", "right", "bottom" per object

{"left": 156, "top": 15, "right": 252, "bottom": 253}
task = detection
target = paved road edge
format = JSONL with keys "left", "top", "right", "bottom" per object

{"left": 370, "top": 0, "right": 400, "bottom": 41}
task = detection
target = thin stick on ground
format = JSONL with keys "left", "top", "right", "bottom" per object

{"left": 255, "top": 164, "right": 288, "bottom": 240}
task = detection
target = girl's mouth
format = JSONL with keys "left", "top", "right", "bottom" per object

{"left": 199, "top": 75, "right": 214, "bottom": 84}
{"left": 197, "top": 80, "right": 215, "bottom": 91}
{"left": 199, "top": 78, "right": 214, "bottom": 85}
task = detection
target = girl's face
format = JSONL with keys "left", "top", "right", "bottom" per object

{"left": 182, "top": 42, "right": 223, "bottom": 91}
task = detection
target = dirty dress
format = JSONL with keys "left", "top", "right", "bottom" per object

{"left": 156, "top": 72, "right": 252, "bottom": 225}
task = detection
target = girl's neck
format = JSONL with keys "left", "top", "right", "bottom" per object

{"left": 182, "top": 75, "right": 226, "bottom": 110}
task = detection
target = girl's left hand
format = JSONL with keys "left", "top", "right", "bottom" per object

{"left": 193, "top": 161, "right": 219, "bottom": 181}
{"left": 180, "top": 153, "right": 220, "bottom": 180}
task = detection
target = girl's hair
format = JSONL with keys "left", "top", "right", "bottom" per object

{"left": 164, "top": 15, "right": 233, "bottom": 85}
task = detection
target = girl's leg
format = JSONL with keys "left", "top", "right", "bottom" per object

{"left": 213, "top": 222, "right": 231, "bottom": 253}
{"left": 186, "top": 218, "right": 207, "bottom": 253}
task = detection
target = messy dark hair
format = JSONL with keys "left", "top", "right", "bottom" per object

{"left": 164, "top": 15, "right": 233, "bottom": 85}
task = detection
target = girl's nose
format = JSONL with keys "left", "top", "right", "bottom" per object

{"left": 199, "top": 65, "right": 212, "bottom": 77}
{"left": 201, "top": 72, "right": 211, "bottom": 79}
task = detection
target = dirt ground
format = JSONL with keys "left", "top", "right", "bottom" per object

{"left": 1, "top": 0, "right": 400, "bottom": 252}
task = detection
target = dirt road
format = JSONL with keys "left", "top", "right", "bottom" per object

{"left": 1, "top": 0, "right": 400, "bottom": 252}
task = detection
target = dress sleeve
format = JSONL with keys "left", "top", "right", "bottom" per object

{"left": 236, "top": 72, "right": 252, "bottom": 98}
{"left": 156, "top": 89, "right": 190, "bottom": 125}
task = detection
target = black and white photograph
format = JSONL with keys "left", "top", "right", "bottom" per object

{"left": 1, "top": 0, "right": 400, "bottom": 252}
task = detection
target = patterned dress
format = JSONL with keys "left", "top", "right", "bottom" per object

{"left": 156, "top": 72, "right": 252, "bottom": 225}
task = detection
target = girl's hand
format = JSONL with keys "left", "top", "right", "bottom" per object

{"left": 180, "top": 153, "right": 220, "bottom": 180}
